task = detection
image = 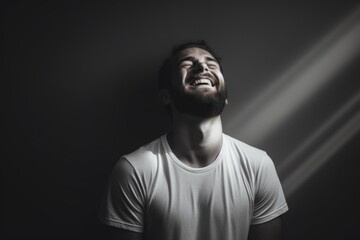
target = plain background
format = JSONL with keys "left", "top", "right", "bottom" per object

{"left": 2, "top": 1, "right": 360, "bottom": 239}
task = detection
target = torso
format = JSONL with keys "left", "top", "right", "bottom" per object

{"left": 126, "top": 134, "right": 261, "bottom": 240}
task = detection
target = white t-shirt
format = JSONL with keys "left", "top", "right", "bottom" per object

{"left": 99, "top": 134, "right": 288, "bottom": 240}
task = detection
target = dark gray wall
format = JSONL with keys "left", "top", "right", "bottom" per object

{"left": 2, "top": 2, "right": 360, "bottom": 239}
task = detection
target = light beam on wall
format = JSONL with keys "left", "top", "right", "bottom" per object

{"left": 282, "top": 109, "right": 360, "bottom": 196}
{"left": 278, "top": 92, "right": 360, "bottom": 179}
{"left": 225, "top": 7, "right": 360, "bottom": 145}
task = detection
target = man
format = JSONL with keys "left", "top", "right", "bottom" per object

{"left": 99, "top": 40, "right": 288, "bottom": 240}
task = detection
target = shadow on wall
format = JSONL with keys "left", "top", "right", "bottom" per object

{"left": 85, "top": 65, "right": 172, "bottom": 236}
{"left": 103, "top": 68, "right": 169, "bottom": 155}
{"left": 2, "top": 59, "right": 170, "bottom": 238}
{"left": 84, "top": 69, "right": 166, "bottom": 238}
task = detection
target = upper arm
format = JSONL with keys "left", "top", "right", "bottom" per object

{"left": 248, "top": 216, "right": 283, "bottom": 240}
{"left": 98, "top": 158, "right": 145, "bottom": 233}
{"left": 251, "top": 153, "right": 288, "bottom": 224}
{"left": 249, "top": 153, "right": 288, "bottom": 239}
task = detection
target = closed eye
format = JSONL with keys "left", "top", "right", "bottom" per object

{"left": 208, "top": 63, "right": 219, "bottom": 69}
{"left": 179, "top": 61, "right": 193, "bottom": 68}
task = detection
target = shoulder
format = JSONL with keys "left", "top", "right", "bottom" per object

{"left": 114, "top": 136, "right": 164, "bottom": 183}
{"left": 124, "top": 136, "right": 163, "bottom": 167}
{"left": 223, "top": 134, "right": 277, "bottom": 180}
{"left": 223, "top": 134, "right": 267, "bottom": 163}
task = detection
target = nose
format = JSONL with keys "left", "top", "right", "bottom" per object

{"left": 195, "top": 62, "right": 209, "bottom": 72}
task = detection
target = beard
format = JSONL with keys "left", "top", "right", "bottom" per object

{"left": 169, "top": 85, "right": 228, "bottom": 118}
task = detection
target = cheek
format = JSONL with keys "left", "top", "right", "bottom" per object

{"left": 218, "top": 71, "right": 225, "bottom": 81}
{"left": 214, "top": 71, "right": 224, "bottom": 82}
{"left": 180, "top": 68, "right": 189, "bottom": 78}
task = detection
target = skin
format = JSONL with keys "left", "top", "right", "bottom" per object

{"left": 165, "top": 47, "right": 226, "bottom": 167}
{"left": 110, "top": 47, "right": 283, "bottom": 240}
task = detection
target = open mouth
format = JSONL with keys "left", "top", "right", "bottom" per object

{"left": 191, "top": 79, "right": 214, "bottom": 86}
{"left": 189, "top": 77, "right": 215, "bottom": 87}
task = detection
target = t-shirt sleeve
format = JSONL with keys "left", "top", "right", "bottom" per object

{"left": 98, "top": 157, "right": 145, "bottom": 232}
{"left": 251, "top": 153, "right": 288, "bottom": 225}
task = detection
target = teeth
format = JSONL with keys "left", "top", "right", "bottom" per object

{"left": 192, "top": 79, "right": 212, "bottom": 86}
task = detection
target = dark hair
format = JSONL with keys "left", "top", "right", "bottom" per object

{"left": 158, "top": 40, "right": 223, "bottom": 90}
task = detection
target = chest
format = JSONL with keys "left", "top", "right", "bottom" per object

{"left": 144, "top": 161, "right": 254, "bottom": 233}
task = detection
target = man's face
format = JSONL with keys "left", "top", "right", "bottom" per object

{"left": 167, "top": 47, "right": 227, "bottom": 118}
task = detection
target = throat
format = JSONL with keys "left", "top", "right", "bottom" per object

{"left": 167, "top": 120, "right": 223, "bottom": 168}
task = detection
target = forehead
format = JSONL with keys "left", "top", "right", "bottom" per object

{"left": 174, "top": 47, "right": 215, "bottom": 61}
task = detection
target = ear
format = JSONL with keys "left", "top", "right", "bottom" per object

{"left": 159, "top": 89, "right": 171, "bottom": 105}
{"left": 225, "top": 99, "right": 228, "bottom": 105}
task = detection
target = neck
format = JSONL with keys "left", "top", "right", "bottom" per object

{"left": 167, "top": 112, "right": 223, "bottom": 168}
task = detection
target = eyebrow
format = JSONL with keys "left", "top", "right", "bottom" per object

{"left": 178, "top": 56, "right": 219, "bottom": 64}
